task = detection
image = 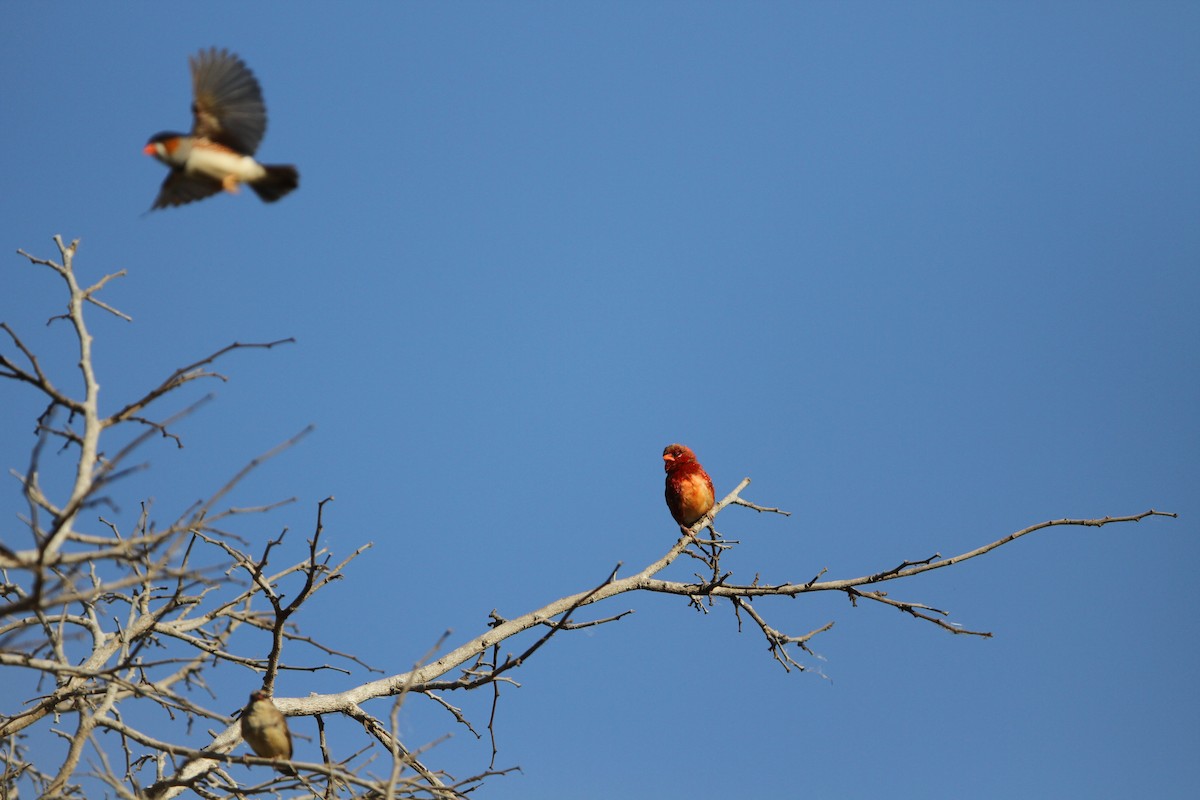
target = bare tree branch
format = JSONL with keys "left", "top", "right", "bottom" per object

{"left": 2, "top": 237, "right": 1178, "bottom": 800}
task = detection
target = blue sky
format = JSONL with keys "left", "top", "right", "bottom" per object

{"left": 2, "top": 3, "right": 1197, "bottom": 798}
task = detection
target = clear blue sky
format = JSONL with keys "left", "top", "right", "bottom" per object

{"left": 2, "top": 3, "right": 1197, "bottom": 798}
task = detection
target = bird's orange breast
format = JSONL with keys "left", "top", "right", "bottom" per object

{"left": 667, "top": 469, "right": 715, "bottom": 526}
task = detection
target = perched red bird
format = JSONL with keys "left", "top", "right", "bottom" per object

{"left": 143, "top": 48, "right": 298, "bottom": 210}
{"left": 239, "top": 690, "right": 294, "bottom": 774}
{"left": 663, "top": 443, "right": 715, "bottom": 529}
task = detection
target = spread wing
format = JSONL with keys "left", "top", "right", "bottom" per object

{"left": 150, "top": 170, "right": 224, "bottom": 210}
{"left": 189, "top": 48, "right": 267, "bottom": 155}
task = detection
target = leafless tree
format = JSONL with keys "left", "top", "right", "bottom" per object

{"left": 0, "top": 236, "right": 1175, "bottom": 799}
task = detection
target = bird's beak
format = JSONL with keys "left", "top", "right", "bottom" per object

{"left": 663, "top": 454, "right": 674, "bottom": 463}
{"left": 142, "top": 143, "right": 157, "bottom": 156}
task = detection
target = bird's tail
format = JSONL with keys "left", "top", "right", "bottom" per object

{"left": 250, "top": 165, "right": 299, "bottom": 203}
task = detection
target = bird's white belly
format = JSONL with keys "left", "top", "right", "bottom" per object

{"left": 186, "top": 148, "right": 265, "bottom": 182}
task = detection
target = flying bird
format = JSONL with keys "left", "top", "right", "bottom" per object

{"left": 663, "top": 443, "right": 715, "bottom": 529}
{"left": 240, "top": 690, "right": 295, "bottom": 774}
{"left": 143, "top": 48, "right": 298, "bottom": 209}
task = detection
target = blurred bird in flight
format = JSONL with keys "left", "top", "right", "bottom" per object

{"left": 143, "top": 48, "right": 298, "bottom": 210}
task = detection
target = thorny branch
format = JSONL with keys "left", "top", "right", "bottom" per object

{"left": 1, "top": 237, "right": 1178, "bottom": 800}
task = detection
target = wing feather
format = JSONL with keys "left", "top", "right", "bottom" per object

{"left": 189, "top": 47, "right": 267, "bottom": 155}
{"left": 151, "top": 170, "right": 224, "bottom": 210}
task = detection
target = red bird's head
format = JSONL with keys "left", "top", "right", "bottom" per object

{"left": 662, "top": 443, "right": 698, "bottom": 473}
